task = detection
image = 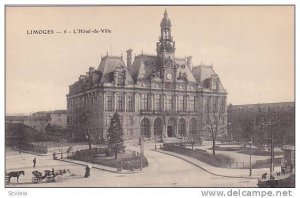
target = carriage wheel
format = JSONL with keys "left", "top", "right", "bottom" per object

{"left": 32, "top": 177, "right": 38, "bottom": 184}
{"left": 46, "top": 177, "right": 54, "bottom": 183}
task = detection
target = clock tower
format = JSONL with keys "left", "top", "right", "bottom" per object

{"left": 156, "top": 10, "right": 176, "bottom": 81}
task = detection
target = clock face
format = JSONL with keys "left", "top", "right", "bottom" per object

{"left": 166, "top": 73, "right": 172, "bottom": 80}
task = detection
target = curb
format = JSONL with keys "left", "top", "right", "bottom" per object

{"left": 11, "top": 149, "right": 49, "bottom": 156}
{"left": 154, "top": 149, "right": 259, "bottom": 180}
{"left": 57, "top": 159, "right": 139, "bottom": 174}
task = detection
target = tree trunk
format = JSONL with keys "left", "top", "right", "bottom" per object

{"left": 212, "top": 139, "right": 216, "bottom": 155}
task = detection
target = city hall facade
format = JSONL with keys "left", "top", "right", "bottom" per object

{"left": 67, "top": 11, "right": 228, "bottom": 142}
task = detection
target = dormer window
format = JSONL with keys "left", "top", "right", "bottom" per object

{"left": 116, "top": 74, "right": 125, "bottom": 86}
{"left": 210, "top": 75, "right": 219, "bottom": 91}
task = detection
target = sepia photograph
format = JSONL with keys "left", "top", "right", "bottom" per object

{"left": 4, "top": 5, "right": 295, "bottom": 188}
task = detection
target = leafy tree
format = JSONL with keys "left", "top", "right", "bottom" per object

{"left": 107, "top": 111, "right": 125, "bottom": 159}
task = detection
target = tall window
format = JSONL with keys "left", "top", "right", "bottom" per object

{"left": 178, "top": 119, "right": 186, "bottom": 136}
{"left": 189, "top": 96, "right": 195, "bottom": 111}
{"left": 166, "top": 95, "right": 173, "bottom": 111}
{"left": 154, "top": 94, "right": 161, "bottom": 111}
{"left": 213, "top": 97, "right": 218, "bottom": 112}
{"left": 141, "top": 94, "right": 148, "bottom": 111}
{"left": 126, "top": 95, "right": 134, "bottom": 112}
{"left": 106, "top": 95, "right": 113, "bottom": 111}
{"left": 221, "top": 98, "right": 226, "bottom": 112}
{"left": 206, "top": 97, "right": 211, "bottom": 112}
{"left": 106, "top": 115, "right": 112, "bottom": 125}
{"left": 178, "top": 95, "right": 184, "bottom": 111}
{"left": 116, "top": 95, "right": 123, "bottom": 111}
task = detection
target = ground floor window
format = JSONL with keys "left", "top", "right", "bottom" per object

{"left": 178, "top": 118, "right": 186, "bottom": 136}
{"left": 154, "top": 118, "right": 162, "bottom": 137}
{"left": 189, "top": 118, "right": 197, "bottom": 135}
{"left": 141, "top": 118, "right": 151, "bottom": 137}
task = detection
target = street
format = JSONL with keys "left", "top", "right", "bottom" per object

{"left": 5, "top": 143, "right": 258, "bottom": 187}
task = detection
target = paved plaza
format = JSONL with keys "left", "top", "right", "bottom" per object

{"left": 5, "top": 142, "right": 264, "bottom": 187}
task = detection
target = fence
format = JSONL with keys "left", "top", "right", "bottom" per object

{"left": 67, "top": 148, "right": 148, "bottom": 170}
{"left": 162, "top": 143, "right": 232, "bottom": 168}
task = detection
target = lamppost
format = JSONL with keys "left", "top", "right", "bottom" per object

{"left": 154, "top": 135, "right": 157, "bottom": 150}
{"left": 269, "top": 121, "right": 274, "bottom": 176}
{"left": 261, "top": 120, "right": 275, "bottom": 181}
{"left": 227, "top": 122, "right": 232, "bottom": 141}
{"left": 86, "top": 130, "right": 91, "bottom": 150}
{"left": 249, "top": 136, "right": 253, "bottom": 176}
{"left": 140, "top": 136, "right": 144, "bottom": 170}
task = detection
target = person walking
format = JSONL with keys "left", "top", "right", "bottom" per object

{"left": 33, "top": 157, "right": 36, "bottom": 167}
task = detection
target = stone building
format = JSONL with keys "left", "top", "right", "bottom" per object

{"left": 6, "top": 110, "right": 68, "bottom": 131}
{"left": 67, "top": 10, "right": 227, "bottom": 142}
{"left": 227, "top": 102, "right": 295, "bottom": 145}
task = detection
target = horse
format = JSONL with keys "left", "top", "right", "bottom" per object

{"left": 261, "top": 173, "right": 267, "bottom": 180}
{"left": 6, "top": 171, "right": 25, "bottom": 183}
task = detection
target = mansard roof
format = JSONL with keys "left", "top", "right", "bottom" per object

{"left": 130, "top": 55, "right": 197, "bottom": 83}
{"left": 129, "top": 54, "right": 158, "bottom": 82}
{"left": 192, "top": 65, "right": 226, "bottom": 93}
{"left": 97, "top": 55, "right": 134, "bottom": 84}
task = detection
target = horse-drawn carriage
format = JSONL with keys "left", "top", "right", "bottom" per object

{"left": 31, "top": 169, "right": 70, "bottom": 184}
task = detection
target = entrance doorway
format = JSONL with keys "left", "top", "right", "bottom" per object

{"left": 167, "top": 118, "right": 177, "bottom": 137}
{"left": 167, "top": 126, "right": 173, "bottom": 137}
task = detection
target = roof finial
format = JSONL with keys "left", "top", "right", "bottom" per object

{"left": 164, "top": 9, "right": 168, "bottom": 16}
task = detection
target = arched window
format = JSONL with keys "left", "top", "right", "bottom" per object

{"left": 189, "top": 118, "right": 197, "bottom": 136}
{"left": 154, "top": 118, "right": 162, "bottom": 137}
{"left": 141, "top": 118, "right": 151, "bottom": 138}
{"left": 178, "top": 118, "right": 186, "bottom": 137}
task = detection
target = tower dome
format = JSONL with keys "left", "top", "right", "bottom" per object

{"left": 160, "top": 9, "right": 171, "bottom": 28}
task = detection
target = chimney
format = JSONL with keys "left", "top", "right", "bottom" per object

{"left": 126, "top": 49, "right": 133, "bottom": 67}
{"left": 186, "top": 56, "right": 193, "bottom": 70}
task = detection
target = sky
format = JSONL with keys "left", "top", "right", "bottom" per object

{"left": 5, "top": 6, "right": 294, "bottom": 115}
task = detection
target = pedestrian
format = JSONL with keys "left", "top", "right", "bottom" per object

{"left": 84, "top": 165, "right": 90, "bottom": 178}
{"left": 33, "top": 157, "right": 36, "bottom": 168}
{"left": 53, "top": 152, "right": 57, "bottom": 160}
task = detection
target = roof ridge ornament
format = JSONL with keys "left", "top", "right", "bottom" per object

{"left": 164, "top": 9, "right": 168, "bottom": 17}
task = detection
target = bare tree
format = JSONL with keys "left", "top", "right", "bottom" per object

{"left": 204, "top": 98, "right": 227, "bottom": 155}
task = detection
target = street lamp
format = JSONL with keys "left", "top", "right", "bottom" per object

{"left": 86, "top": 130, "right": 91, "bottom": 150}
{"left": 261, "top": 120, "right": 275, "bottom": 181}
{"left": 249, "top": 136, "right": 253, "bottom": 176}
{"left": 140, "top": 137, "right": 144, "bottom": 170}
